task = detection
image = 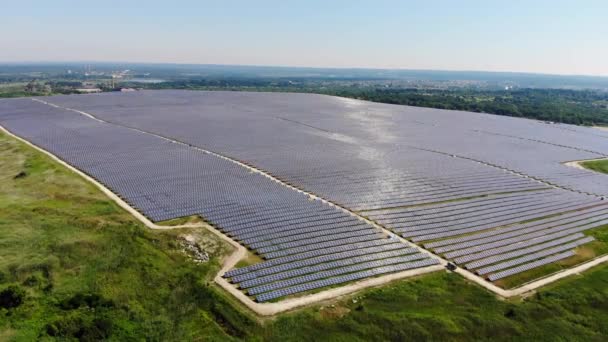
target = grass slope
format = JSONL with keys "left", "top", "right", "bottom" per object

{"left": 267, "top": 270, "right": 608, "bottom": 341}
{"left": 2, "top": 130, "right": 608, "bottom": 341}
{"left": 581, "top": 159, "right": 608, "bottom": 174}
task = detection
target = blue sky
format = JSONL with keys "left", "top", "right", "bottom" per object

{"left": 1, "top": 0, "right": 607, "bottom": 76}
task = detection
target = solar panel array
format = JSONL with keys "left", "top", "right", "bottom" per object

{"left": 410, "top": 199, "right": 608, "bottom": 280}
{"left": 44, "top": 90, "right": 608, "bottom": 199}
{"left": 3, "top": 90, "right": 608, "bottom": 295}
{"left": 255, "top": 258, "right": 439, "bottom": 302}
{"left": 487, "top": 251, "right": 576, "bottom": 281}
{"left": 0, "top": 98, "right": 437, "bottom": 302}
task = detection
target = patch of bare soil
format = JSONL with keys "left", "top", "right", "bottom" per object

{"left": 179, "top": 232, "right": 226, "bottom": 263}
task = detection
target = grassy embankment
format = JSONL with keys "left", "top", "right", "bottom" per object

{"left": 581, "top": 159, "right": 608, "bottom": 174}
{"left": 2, "top": 130, "right": 608, "bottom": 340}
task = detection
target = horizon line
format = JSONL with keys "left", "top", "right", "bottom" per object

{"left": 1, "top": 60, "right": 608, "bottom": 79}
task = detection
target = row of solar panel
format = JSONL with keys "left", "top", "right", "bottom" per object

{"left": 381, "top": 194, "right": 577, "bottom": 226}
{"left": 488, "top": 251, "right": 576, "bottom": 281}
{"left": 409, "top": 201, "right": 603, "bottom": 241}
{"left": 255, "top": 259, "right": 441, "bottom": 302}
{"left": 400, "top": 199, "right": 599, "bottom": 236}
{"left": 375, "top": 198, "right": 548, "bottom": 225}
{"left": 246, "top": 253, "right": 430, "bottom": 296}
{"left": 287, "top": 169, "right": 509, "bottom": 187}
{"left": 394, "top": 198, "right": 586, "bottom": 231}
{"left": 326, "top": 178, "right": 540, "bottom": 202}
{"left": 433, "top": 209, "right": 608, "bottom": 254}
{"left": 224, "top": 238, "right": 400, "bottom": 278}
{"left": 447, "top": 218, "right": 608, "bottom": 262}
{"left": 239, "top": 249, "right": 420, "bottom": 289}
{"left": 425, "top": 203, "right": 608, "bottom": 248}
{"left": 403, "top": 196, "right": 606, "bottom": 282}
{"left": 465, "top": 234, "right": 587, "bottom": 269}
{"left": 291, "top": 174, "right": 521, "bottom": 196}
{"left": 345, "top": 184, "right": 549, "bottom": 210}
{"left": 232, "top": 244, "right": 416, "bottom": 284}
{"left": 363, "top": 190, "right": 556, "bottom": 215}
{"left": 475, "top": 237, "right": 594, "bottom": 275}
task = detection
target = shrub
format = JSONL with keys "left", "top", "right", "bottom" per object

{"left": 45, "top": 316, "right": 113, "bottom": 341}
{"left": 23, "top": 274, "right": 40, "bottom": 287}
{"left": 13, "top": 170, "right": 27, "bottom": 179}
{"left": 60, "top": 293, "right": 114, "bottom": 310}
{"left": 0, "top": 285, "right": 25, "bottom": 309}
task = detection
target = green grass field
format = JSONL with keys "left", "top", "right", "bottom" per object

{"left": 2, "top": 130, "right": 608, "bottom": 341}
{"left": 581, "top": 159, "right": 608, "bottom": 174}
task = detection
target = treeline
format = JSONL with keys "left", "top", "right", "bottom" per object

{"left": 0, "top": 80, "right": 99, "bottom": 98}
{"left": 321, "top": 88, "right": 608, "bottom": 125}
{"left": 4, "top": 75, "right": 607, "bottom": 126}
{"left": 142, "top": 79, "right": 608, "bottom": 126}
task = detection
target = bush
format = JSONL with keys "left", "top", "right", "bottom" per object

{"left": 45, "top": 315, "right": 113, "bottom": 341}
{"left": 43, "top": 293, "right": 116, "bottom": 340}
{"left": 0, "top": 285, "right": 25, "bottom": 309}
{"left": 60, "top": 293, "right": 114, "bottom": 310}
{"left": 13, "top": 170, "right": 27, "bottom": 179}
{"left": 23, "top": 274, "right": 40, "bottom": 287}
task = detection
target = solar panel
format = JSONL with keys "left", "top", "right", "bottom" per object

{"left": 425, "top": 204, "right": 608, "bottom": 248}
{"left": 476, "top": 237, "right": 594, "bottom": 275}
{"left": 447, "top": 218, "right": 608, "bottom": 261}
{"left": 464, "top": 234, "right": 588, "bottom": 269}
{"left": 410, "top": 201, "right": 603, "bottom": 241}
{"left": 433, "top": 212, "right": 608, "bottom": 254}
{"left": 230, "top": 244, "right": 415, "bottom": 283}
{"left": 255, "top": 259, "right": 440, "bottom": 302}
{"left": 247, "top": 253, "right": 429, "bottom": 295}
{"left": 487, "top": 251, "right": 575, "bottom": 281}
{"left": 225, "top": 238, "right": 398, "bottom": 278}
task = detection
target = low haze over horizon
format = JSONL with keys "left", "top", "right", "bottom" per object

{"left": 2, "top": 0, "right": 607, "bottom": 76}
